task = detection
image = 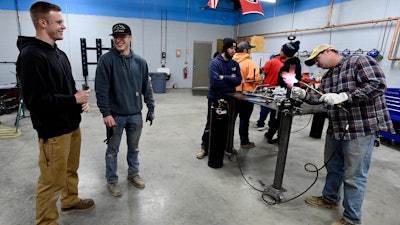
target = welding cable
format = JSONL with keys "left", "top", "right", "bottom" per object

{"left": 226, "top": 97, "right": 267, "bottom": 194}
{"left": 290, "top": 114, "right": 313, "bottom": 133}
{"left": 228, "top": 99, "right": 277, "bottom": 195}
{"left": 233, "top": 150, "right": 265, "bottom": 193}
{"left": 262, "top": 106, "right": 350, "bottom": 205}
{"left": 233, "top": 105, "right": 350, "bottom": 206}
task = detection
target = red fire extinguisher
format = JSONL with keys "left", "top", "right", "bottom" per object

{"left": 183, "top": 67, "right": 188, "bottom": 79}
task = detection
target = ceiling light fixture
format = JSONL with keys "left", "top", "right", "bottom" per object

{"left": 260, "top": 0, "right": 276, "bottom": 3}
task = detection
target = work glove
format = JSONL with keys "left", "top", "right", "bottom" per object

{"left": 291, "top": 86, "right": 306, "bottom": 100}
{"left": 103, "top": 126, "right": 115, "bottom": 144}
{"left": 319, "top": 92, "right": 348, "bottom": 106}
{"left": 146, "top": 110, "right": 154, "bottom": 126}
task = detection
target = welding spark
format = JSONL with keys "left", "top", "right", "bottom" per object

{"left": 282, "top": 65, "right": 298, "bottom": 88}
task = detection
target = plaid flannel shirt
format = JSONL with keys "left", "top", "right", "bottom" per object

{"left": 305, "top": 55, "right": 394, "bottom": 140}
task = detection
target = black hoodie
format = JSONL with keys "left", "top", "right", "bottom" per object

{"left": 277, "top": 57, "right": 302, "bottom": 88}
{"left": 16, "top": 36, "right": 82, "bottom": 139}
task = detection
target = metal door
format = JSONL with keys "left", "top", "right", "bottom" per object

{"left": 192, "top": 42, "right": 212, "bottom": 89}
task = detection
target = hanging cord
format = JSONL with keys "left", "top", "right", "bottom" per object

{"left": 290, "top": 114, "right": 313, "bottom": 133}
{"left": 287, "top": 0, "right": 296, "bottom": 40}
{"left": 160, "top": 11, "right": 163, "bottom": 66}
{"left": 15, "top": 0, "right": 21, "bottom": 35}
{"left": 142, "top": 0, "right": 145, "bottom": 57}
{"left": 380, "top": 21, "right": 390, "bottom": 54}
{"left": 234, "top": 106, "right": 350, "bottom": 206}
{"left": 165, "top": 11, "right": 168, "bottom": 56}
{"left": 160, "top": 11, "right": 168, "bottom": 67}
{"left": 185, "top": 0, "right": 190, "bottom": 64}
{"left": 380, "top": 0, "right": 389, "bottom": 52}
{"left": 290, "top": 0, "right": 296, "bottom": 30}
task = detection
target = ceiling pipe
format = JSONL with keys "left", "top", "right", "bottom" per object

{"left": 239, "top": 17, "right": 399, "bottom": 37}
{"left": 238, "top": 17, "right": 400, "bottom": 60}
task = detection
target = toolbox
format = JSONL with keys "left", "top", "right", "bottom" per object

{"left": 381, "top": 88, "right": 400, "bottom": 142}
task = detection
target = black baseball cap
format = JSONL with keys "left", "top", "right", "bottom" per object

{"left": 110, "top": 23, "right": 132, "bottom": 36}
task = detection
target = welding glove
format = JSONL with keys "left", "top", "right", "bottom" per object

{"left": 291, "top": 87, "right": 306, "bottom": 100}
{"left": 146, "top": 110, "right": 154, "bottom": 126}
{"left": 319, "top": 92, "right": 348, "bottom": 106}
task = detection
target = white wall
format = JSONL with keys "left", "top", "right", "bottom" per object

{"left": 1, "top": 0, "right": 399, "bottom": 88}
{"left": 0, "top": 10, "right": 234, "bottom": 89}
{"left": 243, "top": 0, "right": 400, "bottom": 88}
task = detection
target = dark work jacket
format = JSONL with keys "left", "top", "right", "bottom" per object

{"left": 16, "top": 36, "right": 82, "bottom": 139}
{"left": 208, "top": 54, "right": 242, "bottom": 101}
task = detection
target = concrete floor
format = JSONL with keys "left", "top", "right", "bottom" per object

{"left": 0, "top": 88, "right": 399, "bottom": 225}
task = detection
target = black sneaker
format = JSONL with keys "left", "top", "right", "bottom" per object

{"left": 267, "top": 138, "right": 278, "bottom": 144}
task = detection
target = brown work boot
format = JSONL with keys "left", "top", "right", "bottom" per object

{"left": 107, "top": 183, "right": 122, "bottom": 197}
{"left": 61, "top": 199, "right": 95, "bottom": 215}
{"left": 128, "top": 175, "right": 145, "bottom": 189}
{"left": 240, "top": 142, "right": 256, "bottom": 149}
{"left": 305, "top": 196, "right": 339, "bottom": 210}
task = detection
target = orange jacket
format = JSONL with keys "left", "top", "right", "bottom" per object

{"left": 233, "top": 53, "right": 262, "bottom": 92}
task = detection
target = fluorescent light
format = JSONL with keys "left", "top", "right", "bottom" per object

{"left": 260, "top": 0, "right": 276, "bottom": 3}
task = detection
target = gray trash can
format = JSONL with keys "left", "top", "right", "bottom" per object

{"left": 150, "top": 72, "right": 167, "bottom": 93}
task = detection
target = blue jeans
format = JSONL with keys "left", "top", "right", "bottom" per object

{"left": 236, "top": 101, "right": 254, "bottom": 145}
{"left": 105, "top": 114, "right": 143, "bottom": 184}
{"left": 322, "top": 133, "right": 375, "bottom": 224}
{"left": 256, "top": 105, "right": 270, "bottom": 127}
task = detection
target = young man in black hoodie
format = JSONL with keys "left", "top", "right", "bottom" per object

{"left": 196, "top": 38, "right": 242, "bottom": 159}
{"left": 16, "top": 1, "right": 94, "bottom": 224}
{"left": 265, "top": 40, "right": 302, "bottom": 144}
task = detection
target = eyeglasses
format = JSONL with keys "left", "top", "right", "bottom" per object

{"left": 314, "top": 50, "right": 326, "bottom": 63}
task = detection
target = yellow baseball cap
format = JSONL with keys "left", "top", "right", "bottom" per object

{"left": 305, "top": 44, "right": 335, "bottom": 66}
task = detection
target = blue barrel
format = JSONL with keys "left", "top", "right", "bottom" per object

{"left": 150, "top": 72, "right": 167, "bottom": 93}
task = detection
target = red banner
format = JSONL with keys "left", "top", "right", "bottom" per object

{"left": 239, "top": 0, "right": 264, "bottom": 16}
{"left": 207, "top": 0, "right": 219, "bottom": 9}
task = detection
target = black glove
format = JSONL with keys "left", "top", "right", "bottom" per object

{"left": 146, "top": 110, "right": 154, "bottom": 126}
{"left": 103, "top": 126, "right": 114, "bottom": 144}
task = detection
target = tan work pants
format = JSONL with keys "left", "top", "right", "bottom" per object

{"left": 36, "top": 128, "right": 81, "bottom": 225}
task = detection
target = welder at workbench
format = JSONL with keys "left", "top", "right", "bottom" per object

{"left": 292, "top": 44, "right": 394, "bottom": 225}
